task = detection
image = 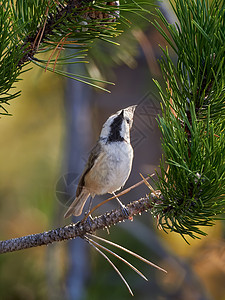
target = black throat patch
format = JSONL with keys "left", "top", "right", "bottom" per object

{"left": 107, "top": 111, "right": 124, "bottom": 143}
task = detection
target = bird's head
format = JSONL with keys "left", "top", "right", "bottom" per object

{"left": 100, "top": 105, "right": 137, "bottom": 143}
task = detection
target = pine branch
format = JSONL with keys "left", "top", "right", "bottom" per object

{"left": 0, "top": 194, "right": 161, "bottom": 255}
{"left": 17, "top": 0, "right": 111, "bottom": 67}
{"left": 1, "top": 0, "right": 150, "bottom": 114}
{"left": 151, "top": 0, "right": 225, "bottom": 240}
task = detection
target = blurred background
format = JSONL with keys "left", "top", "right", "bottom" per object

{"left": 0, "top": 1, "right": 225, "bottom": 299}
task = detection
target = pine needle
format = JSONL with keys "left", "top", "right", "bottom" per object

{"left": 139, "top": 173, "right": 159, "bottom": 198}
{"left": 85, "top": 235, "right": 148, "bottom": 281}
{"left": 87, "top": 233, "right": 167, "bottom": 273}
{"left": 84, "top": 236, "right": 134, "bottom": 296}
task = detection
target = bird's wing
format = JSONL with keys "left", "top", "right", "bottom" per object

{"left": 76, "top": 141, "right": 102, "bottom": 197}
{"left": 64, "top": 142, "right": 102, "bottom": 218}
{"left": 64, "top": 188, "right": 90, "bottom": 218}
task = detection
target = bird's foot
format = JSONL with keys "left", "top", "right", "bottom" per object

{"left": 112, "top": 192, "right": 130, "bottom": 218}
{"left": 119, "top": 203, "right": 129, "bottom": 218}
{"left": 84, "top": 213, "right": 93, "bottom": 227}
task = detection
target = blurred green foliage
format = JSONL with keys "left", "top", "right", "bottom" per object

{"left": 0, "top": 66, "right": 64, "bottom": 299}
{"left": 153, "top": 0, "right": 225, "bottom": 239}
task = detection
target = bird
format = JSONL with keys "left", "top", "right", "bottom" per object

{"left": 64, "top": 105, "right": 137, "bottom": 218}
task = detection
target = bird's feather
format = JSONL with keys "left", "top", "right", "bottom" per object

{"left": 64, "top": 189, "right": 90, "bottom": 218}
{"left": 64, "top": 142, "right": 101, "bottom": 218}
{"left": 76, "top": 142, "right": 102, "bottom": 197}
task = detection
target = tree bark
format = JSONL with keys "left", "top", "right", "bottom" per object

{"left": 0, "top": 196, "right": 157, "bottom": 254}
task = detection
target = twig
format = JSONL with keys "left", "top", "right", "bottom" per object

{"left": 139, "top": 173, "right": 159, "bottom": 198}
{"left": 84, "top": 175, "right": 154, "bottom": 221}
{"left": 0, "top": 194, "right": 161, "bottom": 255}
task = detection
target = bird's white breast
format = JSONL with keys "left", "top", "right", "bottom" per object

{"left": 85, "top": 141, "right": 133, "bottom": 195}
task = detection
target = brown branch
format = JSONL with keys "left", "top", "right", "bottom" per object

{"left": 17, "top": 0, "right": 89, "bottom": 67}
{"left": 17, "top": 0, "right": 119, "bottom": 67}
{"left": 0, "top": 194, "right": 161, "bottom": 255}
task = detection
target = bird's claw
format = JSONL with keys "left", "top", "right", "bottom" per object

{"left": 85, "top": 214, "right": 94, "bottom": 227}
{"left": 120, "top": 204, "right": 129, "bottom": 218}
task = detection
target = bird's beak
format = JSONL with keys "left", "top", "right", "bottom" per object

{"left": 130, "top": 105, "right": 137, "bottom": 113}
{"left": 125, "top": 105, "right": 137, "bottom": 116}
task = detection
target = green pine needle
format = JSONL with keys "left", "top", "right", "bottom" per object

{"left": 152, "top": 0, "right": 225, "bottom": 240}
{"left": 0, "top": 0, "right": 151, "bottom": 115}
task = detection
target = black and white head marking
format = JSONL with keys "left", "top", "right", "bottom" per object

{"left": 100, "top": 105, "right": 136, "bottom": 143}
{"left": 107, "top": 110, "right": 124, "bottom": 143}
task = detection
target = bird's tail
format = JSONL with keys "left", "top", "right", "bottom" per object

{"left": 64, "top": 189, "right": 90, "bottom": 218}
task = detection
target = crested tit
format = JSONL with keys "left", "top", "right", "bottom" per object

{"left": 64, "top": 105, "right": 136, "bottom": 218}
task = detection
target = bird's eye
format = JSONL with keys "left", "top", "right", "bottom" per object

{"left": 126, "top": 118, "right": 130, "bottom": 124}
